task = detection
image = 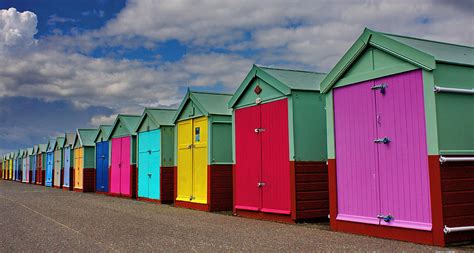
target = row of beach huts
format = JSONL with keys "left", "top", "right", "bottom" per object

{"left": 1, "top": 28, "right": 473, "bottom": 246}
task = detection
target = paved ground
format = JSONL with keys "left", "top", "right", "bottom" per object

{"left": 0, "top": 180, "right": 472, "bottom": 252}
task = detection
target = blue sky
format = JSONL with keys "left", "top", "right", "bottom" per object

{"left": 0, "top": 0, "right": 472, "bottom": 154}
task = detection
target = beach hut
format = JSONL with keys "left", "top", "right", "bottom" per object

{"left": 321, "top": 28, "right": 474, "bottom": 246}
{"left": 173, "top": 90, "right": 233, "bottom": 211}
{"left": 0, "top": 155, "right": 3, "bottom": 180}
{"left": 73, "top": 128, "right": 99, "bottom": 192}
{"left": 45, "top": 139, "right": 56, "bottom": 187}
{"left": 94, "top": 125, "right": 112, "bottom": 193}
{"left": 14, "top": 151, "right": 20, "bottom": 181}
{"left": 53, "top": 137, "right": 65, "bottom": 188}
{"left": 135, "top": 108, "right": 177, "bottom": 203}
{"left": 229, "top": 65, "right": 328, "bottom": 222}
{"left": 62, "top": 133, "right": 75, "bottom": 190}
{"left": 30, "top": 146, "right": 37, "bottom": 184}
{"left": 22, "top": 149, "right": 30, "bottom": 183}
{"left": 106, "top": 115, "right": 140, "bottom": 198}
{"left": 36, "top": 144, "right": 47, "bottom": 185}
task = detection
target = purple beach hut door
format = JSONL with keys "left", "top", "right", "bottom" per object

{"left": 334, "top": 69, "right": 432, "bottom": 230}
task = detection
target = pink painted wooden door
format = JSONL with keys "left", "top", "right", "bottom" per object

{"left": 235, "top": 105, "right": 262, "bottom": 211}
{"left": 110, "top": 138, "right": 122, "bottom": 194}
{"left": 334, "top": 80, "right": 380, "bottom": 225}
{"left": 261, "top": 99, "right": 291, "bottom": 214}
{"left": 375, "top": 70, "right": 431, "bottom": 230}
{"left": 120, "top": 136, "right": 131, "bottom": 196}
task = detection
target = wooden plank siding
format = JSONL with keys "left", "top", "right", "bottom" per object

{"left": 294, "top": 161, "right": 329, "bottom": 220}
{"left": 441, "top": 160, "right": 474, "bottom": 243}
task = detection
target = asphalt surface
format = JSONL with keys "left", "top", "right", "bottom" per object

{"left": 0, "top": 180, "right": 472, "bottom": 252}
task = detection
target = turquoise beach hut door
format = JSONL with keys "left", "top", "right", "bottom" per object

{"left": 138, "top": 129, "right": 161, "bottom": 200}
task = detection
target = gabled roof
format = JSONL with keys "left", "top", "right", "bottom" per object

{"left": 46, "top": 139, "right": 56, "bottom": 153}
{"left": 134, "top": 108, "right": 177, "bottom": 132}
{"left": 229, "top": 64, "right": 326, "bottom": 107}
{"left": 94, "top": 125, "right": 113, "bottom": 143}
{"left": 74, "top": 128, "right": 99, "bottom": 147}
{"left": 107, "top": 114, "right": 141, "bottom": 139}
{"left": 31, "top": 146, "right": 38, "bottom": 155}
{"left": 320, "top": 28, "right": 474, "bottom": 93}
{"left": 38, "top": 144, "right": 47, "bottom": 153}
{"left": 63, "top": 133, "right": 76, "bottom": 148}
{"left": 173, "top": 90, "right": 233, "bottom": 122}
{"left": 54, "top": 137, "right": 65, "bottom": 150}
{"left": 27, "top": 147, "right": 34, "bottom": 156}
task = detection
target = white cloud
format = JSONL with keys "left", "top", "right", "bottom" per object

{"left": 98, "top": 0, "right": 473, "bottom": 71}
{"left": 0, "top": 8, "right": 37, "bottom": 53}
{"left": 90, "top": 114, "right": 116, "bottom": 126}
{"left": 47, "top": 14, "right": 77, "bottom": 26}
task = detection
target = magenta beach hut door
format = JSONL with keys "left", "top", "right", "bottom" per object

{"left": 334, "top": 70, "right": 431, "bottom": 230}
{"left": 107, "top": 114, "right": 140, "bottom": 198}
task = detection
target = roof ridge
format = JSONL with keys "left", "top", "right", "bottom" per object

{"left": 145, "top": 107, "right": 178, "bottom": 111}
{"left": 190, "top": 90, "right": 233, "bottom": 96}
{"left": 381, "top": 32, "right": 473, "bottom": 49}
{"left": 257, "top": 65, "right": 326, "bottom": 75}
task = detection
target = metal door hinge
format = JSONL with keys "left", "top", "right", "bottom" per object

{"left": 372, "top": 84, "right": 388, "bottom": 95}
{"left": 374, "top": 137, "right": 391, "bottom": 144}
{"left": 377, "top": 214, "right": 394, "bottom": 223}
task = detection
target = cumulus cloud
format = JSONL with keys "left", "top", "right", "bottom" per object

{"left": 0, "top": 8, "right": 38, "bottom": 53}
{"left": 99, "top": 0, "right": 474, "bottom": 71}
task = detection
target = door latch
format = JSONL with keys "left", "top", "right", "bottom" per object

{"left": 147, "top": 173, "right": 152, "bottom": 177}
{"left": 189, "top": 195, "right": 195, "bottom": 201}
{"left": 187, "top": 144, "right": 194, "bottom": 149}
{"left": 257, "top": 182, "right": 266, "bottom": 187}
{"left": 374, "top": 137, "right": 391, "bottom": 144}
{"left": 372, "top": 84, "right": 388, "bottom": 95}
{"left": 254, "top": 128, "right": 266, "bottom": 133}
{"left": 377, "top": 214, "right": 394, "bottom": 223}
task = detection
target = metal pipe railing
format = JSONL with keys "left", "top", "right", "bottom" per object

{"left": 439, "top": 156, "right": 474, "bottom": 164}
{"left": 434, "top": 86, "right": 474, "bottom": 95}
{"left": 444, "top": 225, "right": 474, "bottom": 234}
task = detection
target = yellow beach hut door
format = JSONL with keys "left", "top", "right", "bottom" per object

{"left": 177, "top": 116, "right": 208, "bottom": 204}
{"left": 75, "top": 148, "right": 84, "bottom": 189}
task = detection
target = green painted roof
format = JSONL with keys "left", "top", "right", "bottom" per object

{"left": 229, "top": 64, "right": 326, "bottom": 107}
{"left": 320, "top": 28, "right": 474, "bottom": 93}
{"left": 258, "top": 66, "right": 326, "bottom": 90}
{"left": 135, "top": 108, "right": 177, "bottom": 132}
{"left": 384, "top": 33, "right": 473, "bottom": 66}
{"left": 38, "top": 144, "right": 47, "bottom": 153}
{"left": 107, "top": 114, "right": 141, "bottom": 139}
{"left": 94, "top": 125, "right": 113, "bottom": 143}
{"left": 54, "top": 137, "right": 65, "bottom": 150}
{"left": 75, "top": 128, "right": 99, "bottom": 147}
{"left": 63, "top": 133, "right": 76, "bottom": 147}
{"left": 46, "top": 139, "right": 56, "bottom": 152}
{"left": 174, "top": 90, "right": 233, "bottom": 122}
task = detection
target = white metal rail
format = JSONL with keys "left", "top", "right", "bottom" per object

{"left": 434, "top": 86, "right": 474, "bottom": 94}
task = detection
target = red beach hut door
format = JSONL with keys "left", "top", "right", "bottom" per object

{"left": 261, "top": 99, "right": 290, "bottom": 214}
{"left": 235, "top": 105, "right": 261, "bottom": 211}
{"left": 235, "top": 98, "right": 290, "bottom": 214}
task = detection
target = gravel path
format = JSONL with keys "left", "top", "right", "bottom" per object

{"left": 0, "top": 180, "right": 471, "bottom": 252}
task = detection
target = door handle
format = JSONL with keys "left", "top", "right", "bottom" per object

{"left": 377, "top": 214, "right": 394, "bottom": 223}
{"left": 257, "top": 182, "right": 266, "bottom": 188}
{"left": 254, "top": 128, "right": 266, "bottom": 133}
{"left": 371, "top": 84, "right": 388, "bottom": 95}
{"left": 374, "top": 137, "right": 391, "bottom": 144}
